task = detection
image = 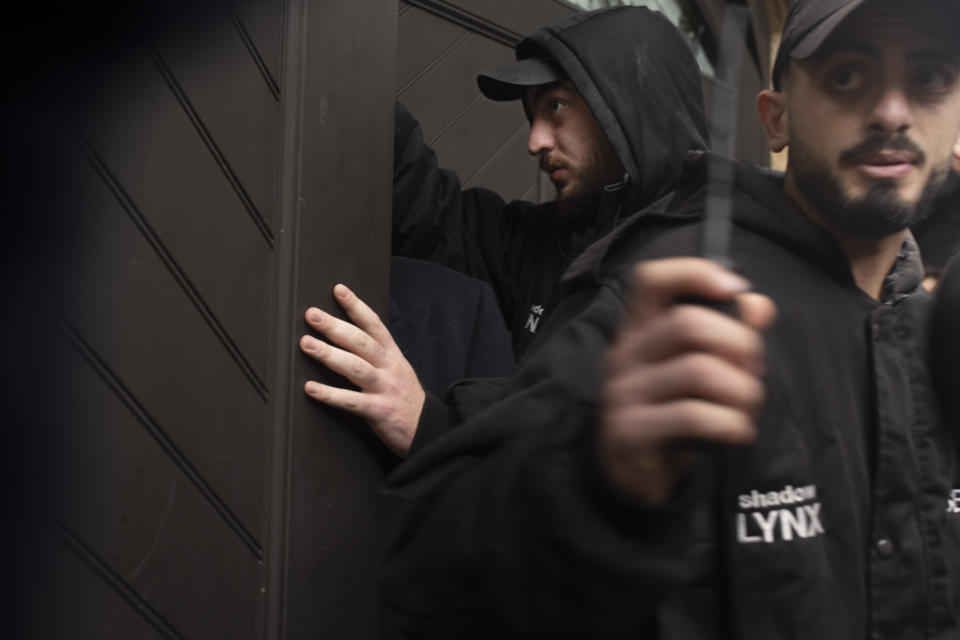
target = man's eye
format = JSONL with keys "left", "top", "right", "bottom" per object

{"left": 548, "top": 98, "right": 567, "bottom": 113}
{"left": 826, "top": 66, "right": 865, "bottom": 93}
{"left": 912, "top": 65, "right": 954, "bottom": 94}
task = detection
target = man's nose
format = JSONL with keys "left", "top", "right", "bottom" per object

{"left": 869, "top": 83, "right": 913, "bottom": 135}
{"left": 527, "top": 117, "right": 554, "bottom": 155}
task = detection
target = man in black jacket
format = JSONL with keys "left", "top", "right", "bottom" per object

{"left": 379, "top": 0, "right": 960, "bottom": 636}
{"left": 390, "top": 7, "right": 708, "bottom": 356}
{"left": 299, "top": 7, "right": 709, "bottom": 456}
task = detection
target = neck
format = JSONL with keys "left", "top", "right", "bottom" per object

{"left": 785, "top": 174, "right": 906, "bottom": 301}
{"left": 828, "top": 231, "right": 907, "bottom": 301}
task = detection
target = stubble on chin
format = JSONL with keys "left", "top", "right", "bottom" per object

{"left": 789, "top": 137, "right": 948, "bottom": 238}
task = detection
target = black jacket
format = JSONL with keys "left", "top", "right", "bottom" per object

{"left": 912, "top": 172, "right": 960, "bottom": 276}
{"left": 389, "top": 257, "right": 515, "bottom": 396}
{"left": 380, "top": 154, "right": 960, "bottom": 639}
{"left": 392, "top": 6, "right": 709, "bottom": 358}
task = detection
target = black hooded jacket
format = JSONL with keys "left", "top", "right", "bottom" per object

{"left": 380, "top": 154, "right": 960, "bottom": 639}
{"left": 392, "top": 6, "right": 708, "bottom": 358}
{"left": 912, "top": 172, "right": 960, "bottom": 277}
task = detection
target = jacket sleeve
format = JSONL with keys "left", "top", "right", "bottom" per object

{"left": 378, "top": 283, "right": 717, "bottom": 638}
{"left": 392, "top": 102, "right": 522, "bottom": 312}
{"left": 407, "top": 377, "right": 513, "bottom": 457}
{"left": 407, "top": 392, "right": 459, "bottom": 456}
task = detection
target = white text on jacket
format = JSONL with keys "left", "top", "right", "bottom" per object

{"left": 736, "top": 484, "right": 824, "bottom": 544}
{"left": 947, "top": 489, "right": 960, "bottom": 514}
{"left": 525, "top": 304, "right": 545, "bottom": 333}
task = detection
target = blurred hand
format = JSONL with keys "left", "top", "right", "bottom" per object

{"left": 300, "top": 284, "right": 425, "bottom": 457}
{"left": 600, "top": 258, "right": 777, "bottom": 503}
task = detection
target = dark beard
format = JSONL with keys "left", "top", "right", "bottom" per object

{"left": 791, "top": 134, "right": 947, "bottom": 237}
{"left": 540, "top": 131, "right": 624, "bottom": 224}
{"left": 539, "top": 187, "right": 604, "bottom": 225}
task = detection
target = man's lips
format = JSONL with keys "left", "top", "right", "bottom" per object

{"left": 542, "top": 164, "right": 568, "bottom": 183}
{"left": 848, "top": 150, "right": 918, "bottom": 179}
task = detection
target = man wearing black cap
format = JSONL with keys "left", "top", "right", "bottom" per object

{"left": 299, "top": 6, "right": 709, "bottom": 456}
{"left": 390, "top": 7, "right": 708, "bottom": 358}
{"left": 379, "top": 0, "right": 960, "bottom": 636}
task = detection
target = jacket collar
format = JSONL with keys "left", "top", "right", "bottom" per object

{"left": 561, "top": 152, "right": 926, "bottom": 301}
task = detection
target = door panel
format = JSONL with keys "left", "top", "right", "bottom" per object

{"left": 59, "top": 148, "right": 268, "bottom": 543}
{"left": 398, "top": 33, "right": 514, "bottom": 142}
{"left": 10, "top": 0, "right": 396, "bottom": 638}
{"left": 78, "top": 50, "right": 274, "bottom": 387}
{"left": 155, "top": 12, "right": 282, "bottom": 234}
{"left": 29, "top": 524, "right": 169, "bottom": 640}
{"left": 273, "top": 0, "right": 398, "bottom": 636}
{"left": 49, "top": 335, "right": 260, "bottom": 640}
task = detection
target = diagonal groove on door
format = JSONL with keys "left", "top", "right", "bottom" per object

{"left": 42, "top": 513, "right": 187, "bottom": 640}
{"left": 57, "top": 318, "right": 264, "bottom": 561}
{"left": 228, "top": 8, "right": 281, "bottom": 101}
{"left": 77, "top": 136, "right": 270, "bottom": 402}
{"left": 148, "top": 47, "right": 275, "bottom": 248}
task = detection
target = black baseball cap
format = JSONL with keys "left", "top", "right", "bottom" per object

{"left": 771, "top": 0, "right": 866, "bottom": 91}
{"left": 772, "top": 0, "right": 960, "bottom": 91}
{"left": 476, "top": 57, "right": 565, "bottom": 101}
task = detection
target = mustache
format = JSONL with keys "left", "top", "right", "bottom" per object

{"left": 539, "top": 155, "right": 565, "bottom": 173}
{"left": 839, "top": 134, "right": 925, "bottom": 165}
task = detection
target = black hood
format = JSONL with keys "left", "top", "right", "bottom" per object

{"left": 514, "top": 6, "right": 710, "bottom": 213}
{"left": 912, "top": 171, "right": 960, "bottom": 274}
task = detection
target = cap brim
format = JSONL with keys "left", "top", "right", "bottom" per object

{"left": 476, "top": 57, "right": 564, "bottom": 101}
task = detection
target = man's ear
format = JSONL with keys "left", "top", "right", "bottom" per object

{"left": 952, "top": 134, "right": 960, "bottom": 174}
{"left": 757, "top": 90, "right": 789, "bottom": 153}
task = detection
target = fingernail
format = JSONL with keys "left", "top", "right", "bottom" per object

{"left": 306, "top": 308, "right": 323, "bottom": 323}
{"left": 716, "top": 272, "right": 751, "bottom": 293}
{"left": 334, "top": 284, "right": 350, "bottom": 299}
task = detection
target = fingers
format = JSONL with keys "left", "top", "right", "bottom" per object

{"left": 303, "top": 376, "right": 421, "bottom": 459}
{"left": 302, "top": 284, "right": 398, "bottom": 366}
{"left": 626, "top": 258, "right": 752, "bottom": 325}
{"left": 600, "top": 258, "right": 777, "bottom": 501}
{"left": 604, "top": 399, "right": 758, "bottom": 451}
{"left": 304, "top": 380, "right": 370, "bottom": 415}
{"left": 604, "top": 352, "right": 765, "bottom": 415}
{"left": 300, "top": 285, "right": 424, "bottom": 458}
{"left": 304, "top": 305, "right": 385, "bottom": 367}
{"left": 299, "top": 334, "right": 378, "bottom": 389}
{"left": 601, "top": 399, "right": 755, "bottom": 504}
{"left": 608, "top": 303, "right": 767, "bottom": 376}
{"left": 602, "top": 350, "right": 764, "bottom": 463}
{"left": 613, "top": 259, "right": 776, "bottom": 376}
{"left": 331, "top": 284, "right": 396, "bottom": 348}
{"left": 737, "top": 291, "right": 777, "bottom": 332}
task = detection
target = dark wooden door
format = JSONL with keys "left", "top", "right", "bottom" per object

{"left": 5, "top": 0, "right": 395, "bottom": 637}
